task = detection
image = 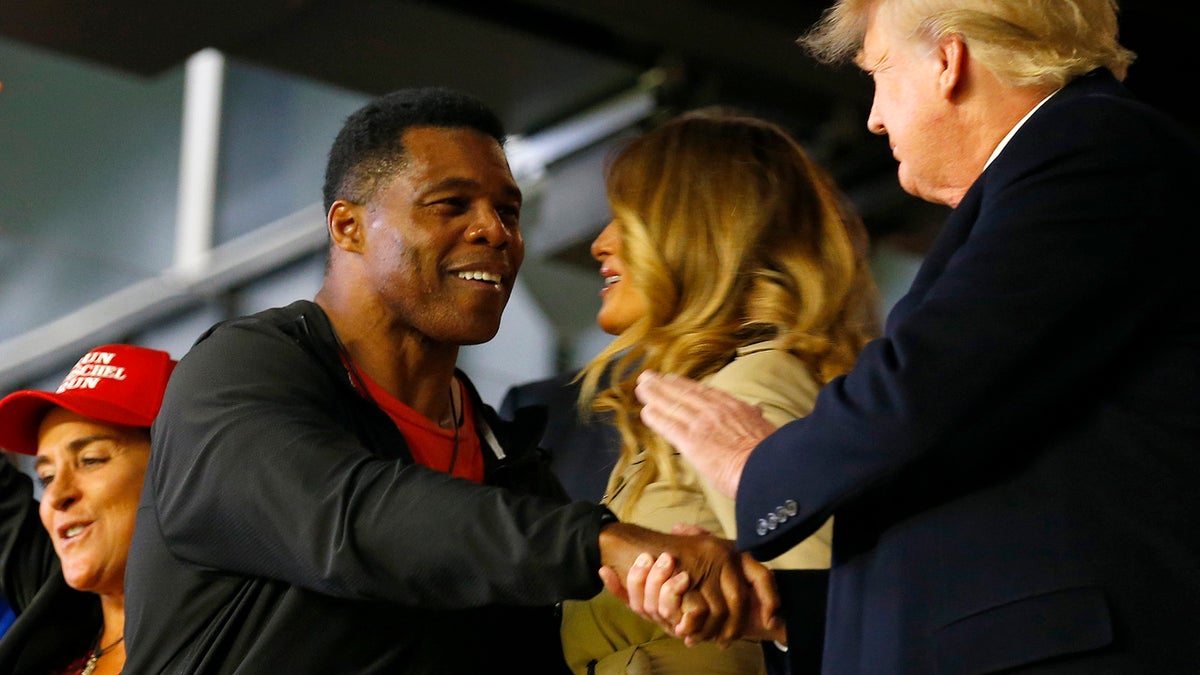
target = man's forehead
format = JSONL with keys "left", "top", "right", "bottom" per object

{"left": 401, "top": 124, "right": 500, "bottom": 147}
{"left": 854, "top": 13, "right": 889, "bottom": 71}
{"left": 855, "top": 44, "right": 886, "bottom": 71}
{"left": 400, "top": 126, "right": 506, "bottom": 163}
{"left": 395, "top": 126, "right": 519, "bottom": 196}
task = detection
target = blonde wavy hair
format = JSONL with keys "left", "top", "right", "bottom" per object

{"left": 579, "top": 110, "right": 880, "bottom": 511}
{"left": 800, "top": 0, "right": 1136, "bottom": 89}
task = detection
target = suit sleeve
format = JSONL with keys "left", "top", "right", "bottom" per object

{"left": 147, "top": 321, "right": 605, "bottom": 609}
{"left": 736, "top": 95, "right": 1200, "bottom": 559}
{"left": 703, "top": 351, "right": 832, "bottom": 569}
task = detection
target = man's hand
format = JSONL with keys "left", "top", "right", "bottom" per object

{"left": 597, "top": 523, "right": 779, "bottom": 646}
{"left": 597, "top": 523, "right": 782, "bottom": 643}
{"left": 634, "top": 370, "right": 775, "bottom": 498}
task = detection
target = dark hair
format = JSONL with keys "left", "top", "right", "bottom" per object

{"left": 321, "top": 87, "right": 507, "bottom": 211}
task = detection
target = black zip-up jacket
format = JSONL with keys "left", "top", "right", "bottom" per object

{"left": 124, "top": 300, "right": 609, "bottom": 673}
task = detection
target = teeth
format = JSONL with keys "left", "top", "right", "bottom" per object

{"left": 457, "top": 271, "right": 500, "bottom": 284}
{"left": 604, "top": 275, "right": 622, "bottom": 287}
{"left": 65, "top": 525, "right": 85, "bottom": 538}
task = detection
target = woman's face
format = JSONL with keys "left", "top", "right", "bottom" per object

{"left": 34, "top": 407, "right": 150, "bottom": 597}
{"left": 591, "top": 219, "right": 648, "bottom": 335}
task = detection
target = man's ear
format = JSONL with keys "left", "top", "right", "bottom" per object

{"left": 327, "top": 200, "right": 365, "bottom": 253}
{"left": 938, "top": 34, "right": 967, "bottom": 99}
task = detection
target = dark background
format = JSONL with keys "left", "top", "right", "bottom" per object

{"left": 3, "top": 0, "right": 1193, "bottom": 257}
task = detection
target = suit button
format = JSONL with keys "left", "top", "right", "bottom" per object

{"left": 783, "top": 499, "right": 798, "bottom": 516}
{"left": 756, "top": 518, "right": 769, "bottom": 536}
{"left": 766, "top": 513, "right": 779, "bottom": 530}
{"left": 774, "top": 506, "right": 788, "bottom": 522}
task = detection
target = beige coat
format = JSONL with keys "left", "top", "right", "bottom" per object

{"left": 561, "top": 343, "right": 832, "bottom": 674}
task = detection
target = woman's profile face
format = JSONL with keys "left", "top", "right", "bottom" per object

{"left": 34, "top": 407, "right": 150, "bottom": 597}
{"left": 591, "top": 219, "right": 648, "bottom": 335}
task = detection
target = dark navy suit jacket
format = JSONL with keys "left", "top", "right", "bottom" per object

{"left": 742, "top": 70, "right": 1200, "bottom": 673}
{"left": 499, "top": 371, "right": 619, "bottom": 503}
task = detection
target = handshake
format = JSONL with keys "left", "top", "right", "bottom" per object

{"left": 598, "top": 521, "right": 786, "bottom": 647}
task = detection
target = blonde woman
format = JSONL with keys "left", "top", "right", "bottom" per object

{"left": 560, "top": 110, "right": 879, "bottom": 674}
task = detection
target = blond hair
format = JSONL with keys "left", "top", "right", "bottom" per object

{"left": 801, "top": 0, "right": 1136, "bottom": 89}
{"left": 579, "top": 110, "right": 880, "bottom": 512}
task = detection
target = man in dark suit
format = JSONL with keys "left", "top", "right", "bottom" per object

{"left": 621, "top": 0, "right": 1200, "bottom": 672}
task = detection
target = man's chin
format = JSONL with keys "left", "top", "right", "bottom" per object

{"left": 450, "top": 322, "right": 503, "bottom": 347}
{"left": 457, "top": 336, "right": 497, "bottom": 347}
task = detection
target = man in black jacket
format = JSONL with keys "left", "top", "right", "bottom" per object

{"left": 122, "top": 86, "right": 776, "bottom": 674}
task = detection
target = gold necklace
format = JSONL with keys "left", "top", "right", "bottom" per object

{"left": 80, "top": 635, "right": 123, "bottom": 675}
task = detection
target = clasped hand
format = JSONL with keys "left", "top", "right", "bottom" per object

{"left": 599, "top": 524, "right": 784, "bottom": 647}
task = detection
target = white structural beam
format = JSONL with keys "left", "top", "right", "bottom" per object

{"left": 0, "top": 71, "right": 661, "bottom": 390}
{"left": 506, "top": 68, "right": 661, "bottom": 182}
{"left": 0, "top": 204, "right": 327, "bottom": 390}
{"left": 173, "top": 48, "right": 226, "bottom": 278}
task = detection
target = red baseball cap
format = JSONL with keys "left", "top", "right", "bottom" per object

{"left": 0, "top": 344, "right": 177, "bottom": 455}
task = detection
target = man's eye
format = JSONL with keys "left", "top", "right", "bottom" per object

{"left": 37, "top": 473, "right": 54, "bottom": 488}
{"left": 80, "top": 456, "right": 109, "bottom": 467}
{"left": 435, "top": 197, "right": 470, "bottom": 211}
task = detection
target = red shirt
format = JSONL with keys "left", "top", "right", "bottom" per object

{"left": 47, "top": 652, "right": 89, "bottom": 674}
{"left": 350, "top": 366, "right": 485, "bottom": 483}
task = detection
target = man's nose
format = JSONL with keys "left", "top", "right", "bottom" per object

{"left": 465, "top": 208, "right": 513, "bottom": 248}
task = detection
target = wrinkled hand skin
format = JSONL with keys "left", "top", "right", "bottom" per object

{"left": 598, "top": 523, "right": 781, "bottom": 646}
{"left": 634, "top": 371, "right": 775, "bottom": 499}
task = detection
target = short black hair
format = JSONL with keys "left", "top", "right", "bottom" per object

{"left": 322, "top": 87, "right": 507, "bottom": 212}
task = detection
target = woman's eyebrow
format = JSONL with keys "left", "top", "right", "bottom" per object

{"left": 33, "top": 434, "right": 119, "bottom": 467}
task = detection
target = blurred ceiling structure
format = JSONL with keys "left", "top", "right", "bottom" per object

{"left": 2, "top": 0, "right": 1193, "bottom": 263}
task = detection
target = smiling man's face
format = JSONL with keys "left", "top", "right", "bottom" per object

{"left": 350, "top": 125, "right": 525, "bottom": 346}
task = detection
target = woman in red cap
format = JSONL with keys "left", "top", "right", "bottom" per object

{"left": 0, "top": 344, "right": 176, "bottom": 675}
